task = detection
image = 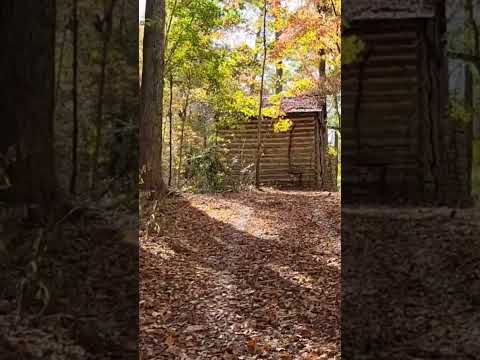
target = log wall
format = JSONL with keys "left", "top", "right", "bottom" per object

{"left": 343, "top": 18, "right": 472, "bottom": 205}
{"left": 343, "top": 20, "right": 422, "bottom": 202}
{"left": 219, "top": 113, "right": 321, "bottom": 187}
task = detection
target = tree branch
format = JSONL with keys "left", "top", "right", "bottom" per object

{"left": 447, "top": 51, "right": 480, "bottom": 73}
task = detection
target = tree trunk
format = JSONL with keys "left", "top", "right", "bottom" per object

{"left": 168, "top": 75, "right": 173, "bottom": 187}
{"left": 177, "top": 94, "right": 189, "bottom": 187}
{"left": 465, "top": 0, "right": 476, "bottom": 195}
{"left": 140, "top": 0, "right": 167, "bottom": 193}
{"left": 90, "top": 0, "right": 118, "bottom": 190}
{"left": 333, "top": 94, "right": 340, "bottom": 189}
{"left": 0, "top": 1, "right": 58, "bottom": 209}
{"left": 275, "top": 31, "right": 283, "bottom": 94}
{"left": 255, "top": 0, "right": 268, "bottom": 188}
{"left": 55, "top": 24, "right": 68, "bottom": 109}
{"left": 317, "top": 49, "right": 330, "bottom": 190}
{"left": 70, "top": 0, "right": 79, "bottom": 194}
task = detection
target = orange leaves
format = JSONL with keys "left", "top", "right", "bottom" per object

{"left": 164, "top": 333, "right": 176, "bottom": 348}
{"left": 246, "top": 338, "right": 259, "bottom": 354}
{"left": 272, "top": 1, "right": 339, "bottom": 59}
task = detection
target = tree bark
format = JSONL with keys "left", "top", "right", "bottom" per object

{"left": 275, "top": 31, "right": 283, "bottom": 94}
{"left": 465, "top": 0, "right": 475, "bottom": 194}
{"left": 333, "top": 93, "right": 340, "bottom": 189}
{"left": 318, "top": 49, "right": 330, "bottom": 190}
{"left": 0, "top": 1, "right": 58, "bottom": 209}
{"left": 168, "top": 75, "right": 174, "bottom": 187}
{"left": 90, "top": 0, "right": 118, "bottom": 190}
{"left": 177, "top": 93, "right": 189, "bottom": 187}
{"left": 70, "top": 0, "right": 79, "bottom": 194}
{"left": 55, "top": 24, "right": 68, "bottom": 109}
{"left": 140, "top": 0, "right": 167, "bottom": 193}
{"left": 255, "top": 0, "right": 268, "bottom": 188}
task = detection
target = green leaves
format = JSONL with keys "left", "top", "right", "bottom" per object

{"left": 448, "top": 96, "right": 474, "bottom": 125}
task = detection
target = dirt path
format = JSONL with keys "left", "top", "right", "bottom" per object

{"left": 140, "top": 190, "right": 340, "bottom": 359}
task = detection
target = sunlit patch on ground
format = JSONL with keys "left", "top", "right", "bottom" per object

{"left": 268, "top": 264, "right": 316, "bottom": 290}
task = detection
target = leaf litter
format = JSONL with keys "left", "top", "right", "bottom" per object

{"left": 140, "top": 189, "right": 340, "bottom": 359}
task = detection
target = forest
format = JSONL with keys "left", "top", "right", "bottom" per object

{"left": 2, "top": 0, "right": 480, "bottom": 359}
{"left": 1, "top": 1, "right": 139, "bottom": 358}
{"left": 139, "top": 0, "right": 340, "bottom": 193}
{"left": 139, "top": 0, "right": 341, "bottom": 358}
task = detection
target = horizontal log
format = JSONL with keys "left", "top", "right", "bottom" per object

{"left": 342, "top": 109, "right": 416, "bottom": 121}
{"left": 340, "top": 94, "right": 417, "bottom": 105}
{"left": 221, "top": 118, "right": 316, "bottom": 129}
{"left": 343, "top": 138, "right": 412, "bottom": 147}
{"left": 352, "top": 29, "right": 417, "bottom": 40}
{"left": 259, "top": 177, "right": 317, "bottom": 183}
{"left": 343, "top": 67, "right": 417, "bottom": 80}
{"left": 342, "top": 89, "right": 417, "bottom": 98}
{"left": 341, "top": 126, "right": 410, "bottom": 137}
{"left": 342, "top": 76, "right": 417, "bottom": 86}
{"left": 219, "top": 131, "right": 316, "bottom": 139}
{"left": 220, "top": 131, "right": 316, "bottom": 139}
{"left": 220, "top": 124, "right": 316, "bottom": 132}
{"left": 221, "top": 138, "right": 314, "bottom": 146}
{"left": 231, "top": 162, "right": 317, "bottom": 169}
{"left": 230, "top": 162, "right": 315, "bottom": 169}
{"left": 227, "top": 152, "right": 315, "bottom": 158}
{"left": 228, "top": 152, "right": 314, "bottom": 159}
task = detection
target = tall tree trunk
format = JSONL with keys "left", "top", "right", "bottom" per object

{"left": 1, "top": 1, "right": 58, "bottom": 209}
{"left": 465, "top": 0, "right": 476, "bottom": 195}
{"left": 177, "top": 94, "right": 189, "bottom": 187}
{"left": 333, "top": 93, "right": 340, "bottom": 189}
{"left": 317, "top": 48, "right": 329, "bottom": 190}
{"left": 275, "top": 31, "right": 283, "bottom": 94}
{"left": 140, "top": 0, "right": 167, "bottom": 193}
{"left": 168, "top": 75, "right": 173, "bottom": 187}
{"left": 250, "top": 23, "right": 263, "bottom": 95}
{"left": 90, "top": 0, "right": 118, "bottom": 190}
{"left": 177, "top": 118, "right": 186, "bottom": 186}
{"left": 55, "top": 24, "right": 68, "bottom": 109}
{"left": 70, "top": 0, "right": 79, "bottom": 194}
{"left": 255, "top": 0, "right": 268, "bottom": 188}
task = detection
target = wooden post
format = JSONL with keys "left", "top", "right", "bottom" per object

{"left": 314, "top": 112, "right": 323, "bottom": 189}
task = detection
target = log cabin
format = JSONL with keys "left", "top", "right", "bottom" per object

{"left": 342, "top": 0, "right": 472, "bottom": 205}
{"left": 219, "top": 95, "right": 334, "bottom": 189}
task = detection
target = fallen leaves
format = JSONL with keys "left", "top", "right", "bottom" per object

{"left": 342, "top": 206, "right": 480, "bottom": 359}
{"left": 140, "top": 190, "right": 340, "bottom": 359}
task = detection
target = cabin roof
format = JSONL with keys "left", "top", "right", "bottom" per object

{"left": 263, "top": 95, "right": 324, "bottom": 114}
{"left": 343, "top": 0, "right": 436, "bottom": 20}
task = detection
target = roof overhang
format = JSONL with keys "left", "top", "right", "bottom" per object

{"left": 343, "top": 0, "right": 436, "bottom": 21}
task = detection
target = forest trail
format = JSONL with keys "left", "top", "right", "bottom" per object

{"left": 140, "top": 190, "right": 340, "bottom": 359}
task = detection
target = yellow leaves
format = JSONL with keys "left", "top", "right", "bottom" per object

{"left": 274, "top": 3, "right": 339, "bottom": 58}
{"left": 288, "top": 78, "right": 316, "bottom": 96}
{"left": 273, "top": 118, "right": 293, "bottom": 133}
{"left": 342, "top": 35, "right": 365, "bottom": 65}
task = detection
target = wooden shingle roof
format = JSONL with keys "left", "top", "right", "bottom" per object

{"left": 263, "top": 95, "right": 324, "bottom": 114}
{"left": 343, "top": 0, "right": 437, "bottom": 20}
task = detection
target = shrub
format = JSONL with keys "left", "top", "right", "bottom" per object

{"left": 184, "top": 147, "right": 228, "bottom": 192}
